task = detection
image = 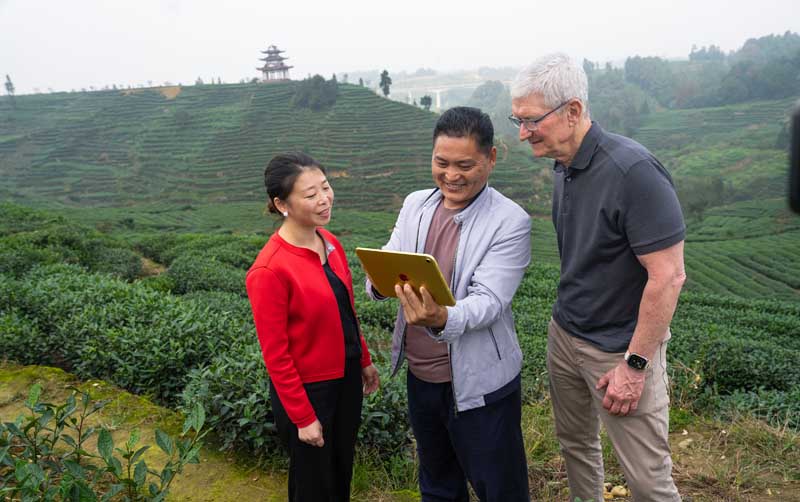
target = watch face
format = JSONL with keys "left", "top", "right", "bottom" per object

{"left": 627, "top": 353, "right": 648, "bottom": 370}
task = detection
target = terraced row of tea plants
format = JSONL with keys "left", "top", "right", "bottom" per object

{"left": 1, "top": 203, "right": 798, "bottom": 477}
{"left": 0, "top": 83, "right": 550, "bottom": 213}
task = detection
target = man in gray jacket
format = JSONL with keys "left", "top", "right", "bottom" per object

{"left": 366, "top": 107, "right": 531, "bottom": 502}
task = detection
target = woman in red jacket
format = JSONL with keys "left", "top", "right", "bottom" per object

{"left": 246, "top": 152, "right": 380, "bottom": 502}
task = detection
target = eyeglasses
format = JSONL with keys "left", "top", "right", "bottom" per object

{"left": 508, "top": 100, "right": 570, "bottom": 132}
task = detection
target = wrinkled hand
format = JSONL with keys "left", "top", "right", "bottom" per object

{"left": 395, "top": 284, "right": 448, "bottom": 328}
{"left": 298, "top": 419, "right": 324, "bottom": 447}
{"left": 362, "top": 364, "right": 380, "bottom": 395}
{"left": 596, "top": 361, "right": 646, "bottom": 416}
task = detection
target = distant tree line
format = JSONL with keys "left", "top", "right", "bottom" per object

{"left": 291, "top": 74, "right": 339, "bottom": 111}
{"left": 618, "top": 31, "right": 800, "bottom": 109}
{"left": 570, "top": 32, "right": 800, "bottom": 137}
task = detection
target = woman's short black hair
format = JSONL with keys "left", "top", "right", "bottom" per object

{"left": 264, "top": 152, "right": 326, "bottom": 214}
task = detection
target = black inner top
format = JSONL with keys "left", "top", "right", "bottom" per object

{"left": 322, "top": 261, "right": 362, "bottom": 360}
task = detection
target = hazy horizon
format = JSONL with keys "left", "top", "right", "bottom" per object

{"left": 1, "top": 0, "right": 798, "bottom": 95}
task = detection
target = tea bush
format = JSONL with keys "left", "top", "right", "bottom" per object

{"left": 0, "top": 203, "right": 64, "bottom": 237}
{"left": 0, "top": 384, "right": 206, "bottom": 501}
{"left": 0, "top": 216, "right": 142, "bottom": 280}
{"left": 2, "top": 264, "right": 251, "bottom": 404}
{"left": 716, "top": 387, "right": 800, "bottom": 429}
{"left": 137, "top": 272, "right": 177, "bottom": 293}
{"left": 166, "top": 253, "right": 246, "bottom": 296}
{"left": 181, "top": 290, "right": 253, "bottom": 322}
{"left": 181, "top": 338, "right": 278, "bottom": 455}
{"left": 182, "top": 333, "right": 412, "bottom": 458}
{"left": 0, "top": 240, "right": 60, "bottom": 277}
{"left": 0, "top": 310, "right": 43, "bottom": 365}
{"left": 702, "top": 336, "right": 800, "bottom": 393}
{"left": 134, "top": 233, "right": 262, "bottom": 269}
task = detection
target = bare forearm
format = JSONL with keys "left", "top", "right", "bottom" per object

{"left": 628, "top": 275, "right": 684, "bottom": 360}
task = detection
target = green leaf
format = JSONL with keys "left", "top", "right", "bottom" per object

{"left": 131, "top": 445, "right": 150, "bottom": 464}
{"left": 190, "top": 403, "right": 205, "bottom": 432}
{"left": 97, "top": 428, "right": 113, "bottom": 460}
{"left": 63, "top": 460, "right": 86, "bottom": 479}
{"left": 134, "top": 460, "right": 148, "bottom": 487}
{"left": 37, "top": 408, "right": 54, "bottom": 428}
{"left": 61, "top": 434, "right": 77, "bottom": 448}
{"left": 109, "top": 457, "right": 123, "bottom": 478}
{"left": 75, "top": 480, "right": 98, "bottom": 502}
{"left": 155, "top": 429, "right": 173, "bottom": 456}
{"left": 127, "top": 428, "right": 140, "bottom": 450}
{"left": 100, "top": 484, "right": 125, "bottom": 502}
{"left": 26, "top": 384, "right": 42, "bottom": 408}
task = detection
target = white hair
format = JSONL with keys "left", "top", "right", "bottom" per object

{"left": 510, "top": 53, "right": 589, "bottom": 118}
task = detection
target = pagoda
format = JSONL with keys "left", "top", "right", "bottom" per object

{"left": 258, "top": 45, "right": 293, "bottom": 82}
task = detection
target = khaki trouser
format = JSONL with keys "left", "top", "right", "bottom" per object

{"left": 547, "top": 318, "right": 681, "bottom": 502}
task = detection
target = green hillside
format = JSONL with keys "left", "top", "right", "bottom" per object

{"left": 2, "top": 83, "right": 799, "bottom": 301}
{"left": 0, "top": 82, "right": 548, "bottom": 212}
{"left": 633, "top": 98, "right": 795, "bottom": 201}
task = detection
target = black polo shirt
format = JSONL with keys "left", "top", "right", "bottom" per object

{"left": 551, "top": 122, "right": 685, "bottom": 352}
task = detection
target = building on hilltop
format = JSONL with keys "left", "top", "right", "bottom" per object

{"left": 258, "top": 45, "right": 293, "bottom": 82}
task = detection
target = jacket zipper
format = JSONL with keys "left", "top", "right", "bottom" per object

{"left": 395, "top": 196, "right": 435, "bottom": 378}
{"left": 448, "top": 220, "right": 462, "bottom": 417}
{"left": 489, "top": 327, "right": 502, "bottom": 360}
{"left": 396, "top": 203, "right": 430, "bottom": 377}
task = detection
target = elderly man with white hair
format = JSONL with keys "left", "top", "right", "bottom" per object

{"left": 510, "top": 53, "right": 686, "bottom": 502}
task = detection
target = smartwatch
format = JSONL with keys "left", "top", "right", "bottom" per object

{"left": 624, "top": 351, "right": 650, "bottom": 371}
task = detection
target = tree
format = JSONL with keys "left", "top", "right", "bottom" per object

{"left": 195, "top": 77, "right": 204, "bottom": 86}
{"left": 677, "top": 176, "right": 726, "bottom": 221}
{"left": 5, "top": 74, "right": 16, "bottom": 108}
{"left": 291, "top": 74, "right": 339, "bottom": 110}
{"left": 467, "top": 81, "right": 513, "bottom": 136}
{"left": 358, "top": 77, "right": 364, "bottom": 87}
{"left": 582, "top": 59, "right": 596, "bottom": 76}
{"left": 420, "top": 95, "right": 432, "bottom": 111}
{"left": 379, "top": 70, "right": 392, "bottom": 97}
{"left": 624, "top": 56, "right": 675, "bottom": 106}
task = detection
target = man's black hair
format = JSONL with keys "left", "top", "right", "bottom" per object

{"left": 432, "top": 106, "right": 494, "bottom": 156}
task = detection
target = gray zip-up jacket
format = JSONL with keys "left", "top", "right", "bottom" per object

{"left": 366, "top": 185, "right": 531, "bottom": 412}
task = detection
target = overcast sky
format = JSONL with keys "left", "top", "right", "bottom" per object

{"left": 1, "top": 0, "right": 798, "bottom": 94}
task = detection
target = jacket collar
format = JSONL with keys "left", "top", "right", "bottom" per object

{"left": 272, "top": 228, "right": 335, "bottom": 259}
{"left": 420, "top": 184, "right": 490, "bottom": 224}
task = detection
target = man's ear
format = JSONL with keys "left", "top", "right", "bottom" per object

{"left": 567, "top": 99, "right": 584, "bottom": 125}
{"left": 488, "top": 145, "right": 498, "bottom": 168}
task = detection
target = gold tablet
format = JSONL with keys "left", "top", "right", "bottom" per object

{"left": 355, "top": 248, "right": 456, "bottom": 306}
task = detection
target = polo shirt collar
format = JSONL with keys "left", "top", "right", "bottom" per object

{"left": 553, "top": 121, "right": 601, "bottom": 172}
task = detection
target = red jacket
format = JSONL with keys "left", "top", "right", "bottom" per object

{"left": 245, "top": 228, "right": 372, "bottom": 428}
